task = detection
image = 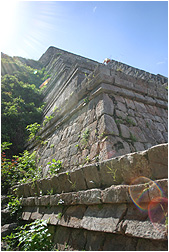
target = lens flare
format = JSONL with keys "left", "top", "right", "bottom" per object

{"left": 129, "top": 176, "right": 163, "bottom": 211}
{"left": 148, "top": 197, "right": 168, "bottom": 233}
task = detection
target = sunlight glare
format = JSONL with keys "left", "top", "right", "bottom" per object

{"left": 1, "top": 1, "right": 18, "bottom": 47}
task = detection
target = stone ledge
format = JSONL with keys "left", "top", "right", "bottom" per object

{"left": 21, "top": 178, "right": 168, "bottom": 207}
{"left": 14, "top": 143, "right": 168, "bottom": 198}
{"left": 21, "top": 200, "right": 168, "bottom": 241}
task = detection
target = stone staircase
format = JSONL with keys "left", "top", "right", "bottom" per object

{"left": 12, "top": 143, "right": 168, "bottom": 250}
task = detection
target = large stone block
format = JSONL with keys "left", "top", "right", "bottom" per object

{"left": 95, "top": 93, "right": 114, "bottom": 119}
{"left": 81, "top": 204, "right": 127, "bottom": 233}
{"left": 99, "top": 157, "right": 123, "bottom": 186}
{"left": 57, "top": 173, "right": 73, "bottom": 193}
{"left": 120, "top": 124, "right": 131, "bottom": 138}
{"left": 53, "top": 226, "right": 71, "bottom": 251}
{"left": 69, "top": 168, "right": 87, "bottom": 191}
{"left": 98, "top": 114, "right": 119, "bottom": 136}
{"left": 136, "top": 237, "right": 168, "bottom": 250}
{"left": 78, "top": 189, "right": 102, "bottom": 204}
{"left": 119, "top": 151, "right": 151, "bottom": 184}
{"left": 36, "top": 178, "right": 52, "bottom": 195}
{"left": 82, "top": 164, "right": 101, "bottom": 189}
{"left": 102, "top": 184, "right": 131, "bottom": 204}
{"left": 85, "top": 230, "right": 105, "bottom": 251}
{"left": 60, "top": 205, "right": 86, "bottom": 228}
{"left": 103, "top": 233, "right": 138, "bottom": 251}
{"left": 50, "top": 176, "right": 62, "bottom": 194}
{"left": 148, "top": 143, "right": 168, "bottom": 179}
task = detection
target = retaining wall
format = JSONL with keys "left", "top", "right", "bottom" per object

{"left": 27, "top": 56, "right": 167, "bottom": 175}
{"left": 21, "top": 47, "right": 168, "bottom": 250}
{"left": 15, "top": 144, "right": 168, "bottom": 250}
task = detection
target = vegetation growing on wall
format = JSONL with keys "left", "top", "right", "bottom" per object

{"left": 3, "top": 219, "right": 53, "bottom": 251}
{"left": 1, "top": 53, "right": 50, "bottom": 157}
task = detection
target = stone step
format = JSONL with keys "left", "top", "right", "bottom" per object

{"left": 13, "top": 143, "right": 168, "bottom": 198}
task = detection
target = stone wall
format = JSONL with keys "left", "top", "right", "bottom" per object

{"left": 26, "top": 51, "right": 167, "bottom": 175}
{"left": 14, "top": 144, "right": 168, "bottom": 251}
{"left": 19, "top": 47, "right": 168, "bottom": 250}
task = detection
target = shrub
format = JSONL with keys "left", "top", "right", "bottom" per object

{"left": 3, "top": 219, "right": 53, "bottom": 251}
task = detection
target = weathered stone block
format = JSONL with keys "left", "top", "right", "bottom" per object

{"left": 22, "top": 211, "right": 32, "bottom": 221}
{"left": 53, "top": 226, "right": 71, "bottom": 251}
{"left": 60, "top": 205, "right": 86, "bottom": 228}
{"left": 125, "top": 98, "right": 135, "bottom": 109}
{"left": 30, "top": 208, "right": 43, "bottom": 220}
{"left": 103, "top": 233, "right": 138, "bottom": 251}
{"left": 98, "top": 114, "right": 119, "bottom": 136}
{"left": 122, "top": 219, "right": 167, "bottom": 240}
{"left": 81, "top": 204, "right": 127, "bottom": 233}
{"left": 68, "top": 228, "right": 87, "bottom": 251}
{"left": 85, "top": 230, "right": 105, "bottom": 251}
{"left": 136, "top": 238, "right": 168, "bottom": 251}
{"left": 78, "top": 189, "right": 102, "bottom": 204}
{"left": 102, "top": 185, "right": 131, "bottom": 204}
{"left": 34, "top": 196, "right": 41, "bottom": 206}
{"left": 148, "top": 143, "right": 168, "bottom": 179}
{"left": 40, "top": 195, "right": 50, "bottom": 206}
{"left": 50, "top": 194, "right": 60, "bottom": 206}
{"left": 24, "top": 197, "right": 35, "bottom": 206}
{"left": 69, "top": 168, "right": 87, "bottom": 191}
{"left": 133, "top": 142, "right": 145, "bottom": 152}
{"left": 23, "top": 183, "right": 31, "bottom": 197}
{"left": 120, "top": 124, "right": 131, "bottom": 138}
{"left": 29, "top": 181, "right": 40, "bottom": 196}
{"left": 134, "top": 101, "right": 147, "bottom": 113}
{"left": 57, "top": 173, "right": 73, "bottom": 193}
{"left": 129, "top": 126, "right": 147, "bottom": 143}
{"left": 60, "top": 192, "right": 78, "bottom": 205}
{"left": 119, "top": 151, "right": 151, "bottom": 184}
{"left": 117, "top": 101, "right": 127, "bottom": 112}
{"left": 82, "top": 164, "right": 101, "bottom": 189}
{"left": 89, "top": 142, "right": 99, "bottom": 160}
{"left": 36, "top": 178, "right": 52, "bottom": 195}
{"left": 50, "top": 176, "right": 62, "bottom": 194}
{"left": 99, "top": 156, "right": 123, "bottom": 186}
{"left": 95, "top": 93, "right": 114, "bottom": 119}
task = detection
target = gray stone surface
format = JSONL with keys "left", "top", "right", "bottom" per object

{"left": 1, "top": 223, "right": 17, "bottom": 237}
{"left": 98, "top": 114, "right": 119, "bottom": 136}
{"left": 11, "top": 46, "right": 168, "bottom": 250}
{"left": 148, "top": 143, "right": 168, "bottom": 179}
{"left": 81, "top": 204, "right": 127, "bottom": 233}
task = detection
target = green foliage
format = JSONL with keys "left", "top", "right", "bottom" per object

{"left": 43, "top": 114, "right": 54, "bottom": 126}
{"left": 57, "top": 212, "right": 63, "bottom": 220}
{"left": 6, "top": 195, "right": 22, "bottom": 216}
{"left": 47, "top": 159, "right": 62, "bottom": 176}
{"left": 68, "top": 178, "right": 76, "bottom": 190}
{"left": 129, "top": 132, "right": 137, "bottom": 142}
{"left": 47, "top": 188, "right": 54, "bottom": 195}
{"left": 1, "top": 146, "right": 19, "bottom": 194}
{"left": 107, "top": 165, "right": 117, "bottom": 181}
{"left": 1, "top": 143, "right": 41, "bottom": 193}
{"left": 26, "top": 122, "right": 41, "bottom": 141}
{"left": 80, "top": 128, "right": 90, "bottom": 147}
{"left": 85, "top": 155, "right": 90, "bottom": 163}
{"left": 57, "top": 199, "right": 64, "bottom": 205}
{"left": 1, "top": 142, "right": 12, "bottom": 151}
{"left": 125, "top": 117, "right": 136, "bottom": 126}
{"left": 1, "top": 73, "right": 44, "bottom": 156}
{"left": 83, "top": 96, "right": 90, "bottom": 105}
{"left": 3, "top": 219, "right": 53, "bottom": 251}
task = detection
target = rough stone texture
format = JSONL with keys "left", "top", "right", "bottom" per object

{"left": 25, "top": 47, "right": 167, "bottom": 173}
{"left": 14, "top": 143, "right": 168, "bottom": 198}
{"left": 13, "top": 47, "right": 168, "bottom": 251}
{"left": 1, "top": 223, "right": 17, "bottom": 237}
